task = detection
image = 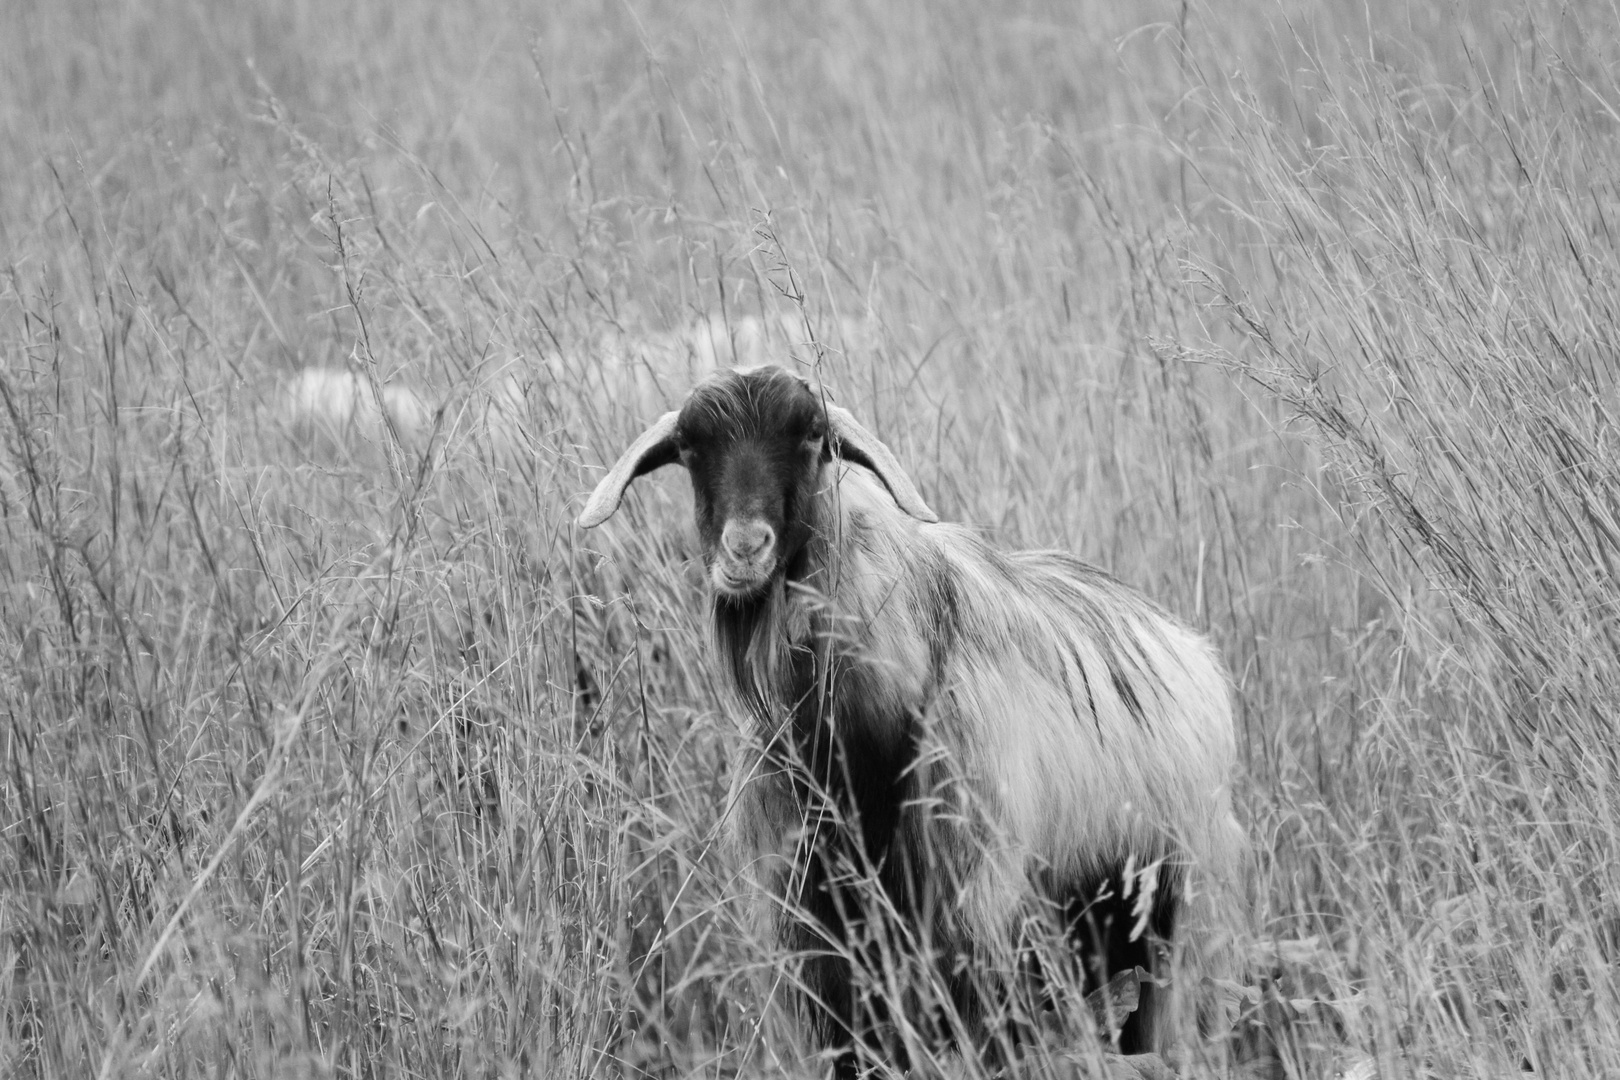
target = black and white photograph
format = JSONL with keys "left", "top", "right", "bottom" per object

{"left": 2, "top": 2, "right": 1615, "bottom": 1077}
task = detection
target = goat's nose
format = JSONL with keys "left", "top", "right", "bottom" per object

{"left": 721, "top": 520, "right": 774, "bottom": 560}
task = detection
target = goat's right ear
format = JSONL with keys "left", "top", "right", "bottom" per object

{"left": 577, "top": 410, "right": 682, "bottom": 528}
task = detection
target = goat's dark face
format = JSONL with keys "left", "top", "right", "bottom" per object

{"left": 675, "top": 368, "right": 828, "bottom": 597}
{"left": 577, "top": 362, "right": 938, "bottom": 585}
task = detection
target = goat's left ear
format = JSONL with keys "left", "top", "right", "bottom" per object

{"left": 825, "top": 404, "right": 939, "bottom": 523}
{"left": 577, "top": 410, "right": 681, "bottom": 528}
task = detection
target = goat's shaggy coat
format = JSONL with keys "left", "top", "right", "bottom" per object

{"left": 579, "top": 366, "right": 1243, "bottom": 1072}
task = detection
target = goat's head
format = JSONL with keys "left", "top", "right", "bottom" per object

{"left": 578, "top": 365, "right": 937, "bottom": 598}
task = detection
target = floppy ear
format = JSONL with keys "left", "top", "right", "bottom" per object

{"left": 825, "top": 404, "right": 939, "bottom": 523}
{"left": 577, "top": 410, "right": 682, "bottom": 528}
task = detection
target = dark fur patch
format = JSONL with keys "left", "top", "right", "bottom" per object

{"left": 1108, "top": 660, "right": 1148, "bottom": 728}
{"left": 777, "top": 641, "right": 930, "bottom": 1073}
{"left": 1047, "top": 862, "right": 1181, "bottom": 1054}
{"left": 1065, "top": 645, "right": 1104, "bottom": 740}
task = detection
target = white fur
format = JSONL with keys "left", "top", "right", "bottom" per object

{"left": 282, "top": 366, "right": 431, "bottom": 446}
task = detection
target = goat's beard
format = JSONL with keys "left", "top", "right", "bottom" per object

{"left": 712, "top": 575, "right": 795, "bottom": 730}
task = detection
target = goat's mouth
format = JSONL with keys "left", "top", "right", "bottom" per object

{"left": 711, "top": 558, "right": 775, "bottom": 598}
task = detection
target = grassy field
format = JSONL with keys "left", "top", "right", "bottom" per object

{"left": 5, "top": 0, "right": 1620, "bottom": 1075}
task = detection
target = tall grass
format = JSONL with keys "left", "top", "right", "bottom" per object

{"left": 3, "top": 0, "right": 1617, "bottom": 1075}
{"left": 1183, "top": 9, "right": 1620, "bottom": 1074}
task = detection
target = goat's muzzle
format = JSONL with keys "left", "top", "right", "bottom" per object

{"left": 713, "top": 519, "right": 776, "bottom": 596}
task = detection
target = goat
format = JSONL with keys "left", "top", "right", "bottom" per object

{"left": 283, "top": 366, "right": 433, "bottom": 449}
{"left": 280, "top": 311, "right": 874, "bottom": 456}
{"left": 577, "top": 365, "right": 1244, "bottom": 1073}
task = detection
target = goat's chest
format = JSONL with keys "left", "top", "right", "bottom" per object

{"left": 778, "top": 642, "right": 921, "bottom": 859}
